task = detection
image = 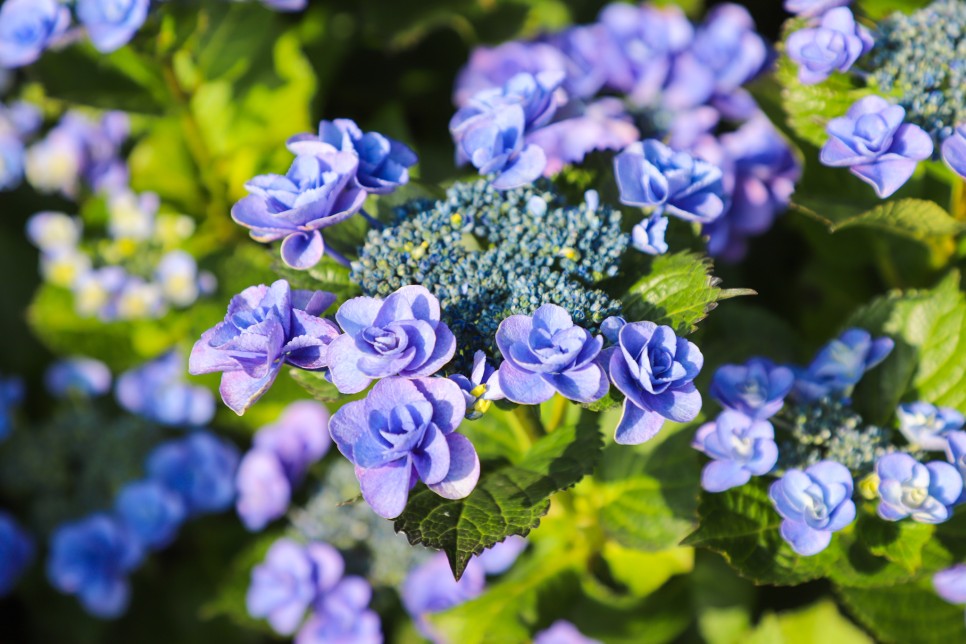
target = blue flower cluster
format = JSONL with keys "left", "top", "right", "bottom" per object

{"left": 0, "top": 372, "right": 24, "bottom": 442}
{"left": 246, "top": 537, "right": 381, "bottom": 642}
{"left": 453, "top": 2, "right": 799, "bottom": 260}
{"left": 354, "top": 179, "right": 627, "bottom": 371}
{"left": 0, "top": 99, "right": 40, "bottom": 190}
{"left": 0, "top": 510, "right": 33, "bottom": 597}
{"left": 47, "top": 430, "right": 239, "bottom": 617}
{"left": 115, "top": 352, "right": 215, "bottom": 427}
{"left": 695, "top": 327, "right": 966, "bottom": 556}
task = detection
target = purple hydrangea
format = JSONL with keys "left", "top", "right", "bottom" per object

{"left": 495, "top": 304, "right": 608, "bottom": 405}
{"left": 0, "top": 0, "right": 69, "bottom": 68}
{"left": 45, "top": 357, "right": 112, "bottom": 399}
{"left": 710, "top": 358, "right": 794, "bottom": 420}
{"left": 942, "top": 125, "right": 966, "bottom": 179}
{"left": 534, "top": 621, "right": 601, "bottom": 644}
{"left": 614, "top": 139, "right": 725, "bottom": 224}
{"left": 820, "top": 95, "right": 934, "bottom": 198}
{"left": 289, "top": 118, "right": 417, "bottom": 195}
{"left": 769, "top": 461, "right": 856, "bottom": 555}
{"left": 189, "top": 280, "right": 340, "bottom": 414}
{"left": 897, "top": 402, "right": 966, "bottom": 451}
{"left": 402, "top": 552, "right": 486, "bottom": 641}
{"left": 786, "top": 8, "right": 872, "bottom": 85}
{"left": 784, "top": 0, "right": 851, "bottom": 17}
{"left": 792, "top": 328, "right": 894, "bottom": 402}
{"left": 259, "top": 0, "right": 308, "bottom": 11}
{"left": 328, "top": 285, "right": 456, "bottom": 395}
{"left": 76, "top": 0, "right": 149, "bottom": 53}
{"left": 231, "top": 149, "right": 366, "bottom": 269}
{"left": 116, "top": 352, "right": 215, "bottom": 427}
{"left": 450, "top": 350, "right": 503, "bottom": 420}
{"left": 295, "top": 577, "right": 382, "bottom": 644}
{"left": 607, "top": 321, "right": 703, "bottom": 445}
{"left": 693, "top": 411, "right": 778, "bottom": 492}
{"left": 0, "top": 511, "right": 33, "bottom": 596}
{"left": 476, "top": 535, "right": 527, "bottom": 575}
{"left": 934, "top": 564, "right": 966, "bottom": 605}
{"left": 236, "top": 401, "right": 331, "bottom": 531}
{"left": 329, "top": 377, "right": 479, "bottom": 519}
{"left": 548, "top": 24, "right": 630, "bottom": 99}
{"left": 247, "top": 538, "right": 344, "bottom": 636}
{"left": 876, "top": 453, "right": 963, "bottom": 524}
{"left": 450, "top": 71, "right": 564, "bottom": 190}
{"left": 453, "top": 41, "right": 569, "bottom": 107}
{"left": 114, "top": 479, "right": 186, "bottom": 551}
{"left": 147, "top": 431, "right": 240, "bottom": 516}
{"left": 631, "top": 214, "right": 669, "bottom": 255}
{"left": 47, "top": 514, "right": 143, "bottom": 618}
{"left": 945, "top": 431, "right": 966, "bottom": 485}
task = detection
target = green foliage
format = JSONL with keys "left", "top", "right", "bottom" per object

{"left": 201, "top": 532, "right": 280, "bottom": 635}
{"left": 836, "top": 579, "right": 966, "bottom": 644}
{"left": 620, "top": 251, "right": 754, "bottom": 336}
{"left": 394, "top": 409, "right": 602, "bottom": 579}
{"left": 743, "top": 600, "right": 872, "bottom": 644}
{"left": 856, "top": 0, "right": 933, "bottom": 20}
{"left": 802, "top": 199, "right": 963, "bottom": 240}
{"left": 272, "top": 255, "right": 362, "bottom": 304}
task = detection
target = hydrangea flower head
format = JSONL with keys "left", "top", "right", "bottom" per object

{"left": 114, "top": 479, "right": 186, "bottom": 551}
{"left": 0, "top": 373, "right": 23, "bottom": 441}
{"left": 897, "top": 402, "right": 965, "bottom": 451}
{"left": 0, "top": 511, "right": 33, "bottom": 596}
{"left": 693, "top": 411, "right": 778, "bottom": 492}
{"left": 631, "top": 214, "right": 669, "bottom": 255}
{"left": 328, "top": 285, "right": 456, "bottom": 394}
{"left": 453, "top": 41, "right": 569, "bottom": 106}
{"left": 614, "top": 139, "right": 725, "bottom": 223}
{"left": 820, "top": 96, "right": 933, "bottom": 198}
{"left": 769, "top": 461, "right": 856, "bottom": 555}
{"left": 710, "top": 358, "right": 794, "bottom": 420}
{"left": 876, "top": 452, "right": 963, "bottom": 524}
{"left": 793, "top": 328, "right": 893, "bottom": 402}
{"left": 231, "top": 150, "right": 366, "bottom": 269}
{"left": 685, "top": 4, "right": 768, "bottom": 100}
{"left": 289, "top": 118, "right": 417, "bottom": 195}
{"left": 147, "top": 431, "right": 240, "bottom": 516}
{"left": 784, "top": 0, "right": 851, "bottom": 17}
{"left": 45, "top": 357, "right": 112, "bottom": 399}
{"left": 235, "top": 449, "right": 291, "bottom": 532}
{"left": 934, "top": 564, "right": 966, "bottom": 605}
{"left": 607, "top": 321, "right": 703, "bottom": 445}
{"left": 495, "top": 303, "right": 608, "bottom": 405}
{"left": 295, "top": 577, "right": 382, "bottom": 644}
{"left": 786, "top": 7, "right": 872, "bottom": 84}
{"left": 942, "top": 125, "right": 966, "bottom": 179}
{"left": 189, "top": 280, "right": 340, "bottom": 414}
{"left": 246, "top": 538, "right": 344, "bottom": 636}
{"left": 47, "top": 514, "right": 143, "bottom": 618}
{"left": 330, "top": 377, "right": 479, "bottom": 519}
{"left": 117, "top": 352, "right": 215, "bottom": 426}
{"left": 76, "top": 0, "right": 149, "bottom": 54}
{"left": 0, "top": 0, "right": 70, "bottom": 68}
{"left": 403, "top": 552, "right": 485, "bottom": 641}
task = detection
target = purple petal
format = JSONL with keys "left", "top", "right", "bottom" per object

{"left": 491, "top": 144, "right": 547, "bottom": 190}
{"left": 780, "top": 519, "right": 832, "bottom": 556}
{"left": 413, "top": 424, "right": 451, "bottom": 485}
{"left": 497, "top": 361, "right": 556, "bottom": 405}
{"left": 326, "top": 335, "right": 373, "bottom": 394}
{"left": 701, "top": 459, "right": 752, "bottom": 492}
{"left": 427, "top": 433, "right": 480, "bottom": 500}
{"left": 545, "top": 364, "right": 609, "bottom": 403}
{"left": 850, "top": 158, "right": 919, "bottom": 198}
{"left": 412, "top": 377, "right": 467, "bottom": 434}
{"left": 280, "top": 231, "right": 325, "bottom": 270}
{"left": 357, "top": 458, "right": 413, "bottom": 519}
{"left": 614, "top": 399, "right": 665, "bottom": 445}
{"left": 942, "top": 131, "right": 966, "bottom": 178}
{"left": 219, "top": 367, "right": 282, "bottom": 415}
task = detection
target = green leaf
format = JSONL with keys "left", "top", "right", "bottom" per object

{"left": 808, "top": 199, "right": 963, "bottom": 240}
{"left": 745, "top": 600, "right": 873, "bottom": 644}
{"left": 272, "top": 255, "right": 361, "bottom": 304}
{"left": 836, "top": 579, "right": 966, "bottom": 644}
{"left": 288, "top": 369, "right": 343, "bottom": 403}
{"left": 602, "top": 544, "right": 694, "bottom": 597}
{"left": 856, "top": 0, "right": 932, "bottom": 20}
{"left": 394, "top": 409, "right": 602, "bottom": 579}
{"left": 570, "top": 575, "right": 694, "bottom": 644}
{"left": 861, "top": 517, "right": 934, "bottom": 573}
{"left": 620, "top": 251, "right": 754, "bottom": 335}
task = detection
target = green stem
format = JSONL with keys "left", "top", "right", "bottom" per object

{"left": 953, "top": 178, "right": 966, "bottom": 222}
{"left": 546, "top": 395, "right": 569, "bottom": 432}
{"left": 512, "top": 404, "right": 546, "bottom": 444}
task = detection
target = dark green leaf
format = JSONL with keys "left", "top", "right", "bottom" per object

{"left": 836, "top": 579, "right": 966, "bottom": 644}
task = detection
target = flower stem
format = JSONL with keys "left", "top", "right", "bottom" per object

{"left": 512, "top": 404, "right": 546, "bottom": 443}
{"left": 546, "top": 395, "right": 569, "bottom": 432}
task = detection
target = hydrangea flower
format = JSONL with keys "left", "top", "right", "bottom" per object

{"left": 114, "top": 480, "right": 186, "bottom": 551}
{"left": 786, "top": 7, "right": 872, "bottom": 84}
{"left": 0, "top": 511, "right": 33, "bottom": 596}
{"left": 73, "top": 266, "right": 126, "bottom": 319}
{"left": 47, "top": 514, "right": 143, "bottom": 618}
{"left": 231, "top": 150, "right": 366, "bottom": 269}
{"left": 76, "top": 0, "right": 149, "bottom": 53}
{"left": 0, "top": 373, "right": 23, "bottom": 442}
{"left": 24, "top": 126, "right": 83, "bottom": 196}
{"left": 631, "top": 214, "right": 669, "bottom": 255}
{"left": 784, "top": 0, "right": 851, "bottom": 17}
{"left": 289, "top": 118, "right": 417, "bottom": 194}
{"left": 247, "top": 538, "right": 344, "bottom": 636}
{"left": 116, "top": 352, "right": 215, "bottom": 427}
{"left": 614, "top": 140, "right": 725, "bottom": 224}
{"left": 693, "top": 411, "right": 778, "bottom": 492}
{"left": 942, "top": 125, "right": 966, "bottom": 178}
{"left": 450, "top": 350, "right": 503, "bottom": 420}
{"left": 548, "top": 23, "right": 631, "bottom": 99}
{"left": 189, "top": 280, "right": 340, "bottom": 414}
{"left": 495, "top": 303, "right": 608, "bottom": 405}
{"left": 820, "top": 96, "right": 934, "bottom": 198}
{"left": 453, "top": 41, "right": 569, "bottom": 107}
{"left": 534, "top": 621, "right": 601, "bottom": 644}
{"left": 710, "top": 358, "right": 794, "bottom": 420}
{"left": 108, "top": 190, "right": 157, "bottom": 241}
{"left": 0, "top": 126, "right": 24, "bottom": 190}
{"left": 607, "top": 321, "right": 703, "bottom": 445}
{"left": 934, "top": 564, "right": 966, "bottom": 605}
{"left": 328, "top": 285, "right": 456, "bottom": 395}
{"left": 236, "top": 401, "right": 331, "bottom": 531}
{"left": 402, "top": 552, "right": 486, "bottom": 641}
{"left": 329, "top": 377, "right": 480, "bottom": 519}
{"left": 944, "top": 431, "right": 966, "bottom": 486}
{"left": 156, "top": 250, "right": 202, "bottom": 307}
{"left": 476, "top": 536, "right": 527, "bottom": 575}
{"left": 876, "top": 453, "right": 963, "bottom": 523}
{"left": 769, "top": 461, "right": 856, "bottom": 555}
{"left": 450, "top": 71, "right": 564, "bottom": 189}
{"left": 0, "top": 0, "right": 69, "bottom": 68}
{"left": 259, "top": 0, "right": 308, "bottom": 11}
{"left": 26, "top": 212, "right": 82, "bottom": 252}
{"left": 793, "top": 328, "right": 893, "bottom": 402}
{"left": 897, "top": 402, "right": 966, "bottom": 451}
{"left": 147, "top": 432, "right": 240, "bottom": 516}
{"left": 295, "top": 577, "right": 382, "bottom": 644}
{"left": 44, "top": 357, "right": 111, "bottom": 399}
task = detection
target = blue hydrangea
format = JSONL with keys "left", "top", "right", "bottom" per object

{"left": 710, "top": 358, "right": 794, "bottom": 420}
{"left": 693, "top": 411, "right": 778, "bottom": 492}
{"left": 146, "top": 431, "right": 240, "bottom": 516}
{"left": 0, "top": 373, "right": 24, "bottom": 442}
{"left": 403, "top": 552, "right": 486, "bottom": 641}
{"left": 114, "top": 479, "right": 186, "bottom": 551}
{"left": 769, "top": 461, "right": 856, "bottom": 555}
{"left": 792, "top": 328, "right": 894, "bottom": 402}
{"left": 0, "top": 0, "right": 69, "bottom": 68}
{"left": 44, "top": 357, "right": 111, "bottom": 399}
{"left": 934, "top": 564, "right": 966, "bottom": 605}
{"left": 295, "top": 577, "right": 382, "bottom": 644}
{"left": 0, "top": 511, "right": 33, "bottom": 596}
{"left": 897, "top": 402, "right": 965, "bottom": 451}
{"left": 534, "top": 621, "right": 601, "bottom": 644}
{"left": 875, "top": 452, "right": 963, "bottom": 523}
{"left": 786, "top": 7, "right": 873, "bottom": 84}
{"left": 76, "top": 0, "right": 149, "bottom": 53}
{"left": 116, "top": 352, "right": 214, "bottom": 427}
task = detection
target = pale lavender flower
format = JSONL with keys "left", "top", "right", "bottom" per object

{"left": 876, "top": 453, "right": 963, "bottom": 523}
{"left": 786, "top": 8, "right": 873, "bottom": 84}
{"left": 693, "top": 411, "right": 778, "bottom": 492}
{"left": 769, "top": 461, "right": 855, "bottom": 555}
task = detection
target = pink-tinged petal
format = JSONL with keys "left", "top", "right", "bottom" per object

{"left": 219, "top": 366, "right": 282, "bottom": 415}
{"left": 357, "top": 458, "right": 413, "bottom": 519}
{"left": 614, "top": 399, "right": 665, "bottom": 445}
{"left": 189, "top": 326, "right": 240, "bottom": 374}
{"left": 427, "top": 433, "right": 480, "bottom": 500}
{"left": 498, "top": 361, "right": 556, "bottom": 405}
